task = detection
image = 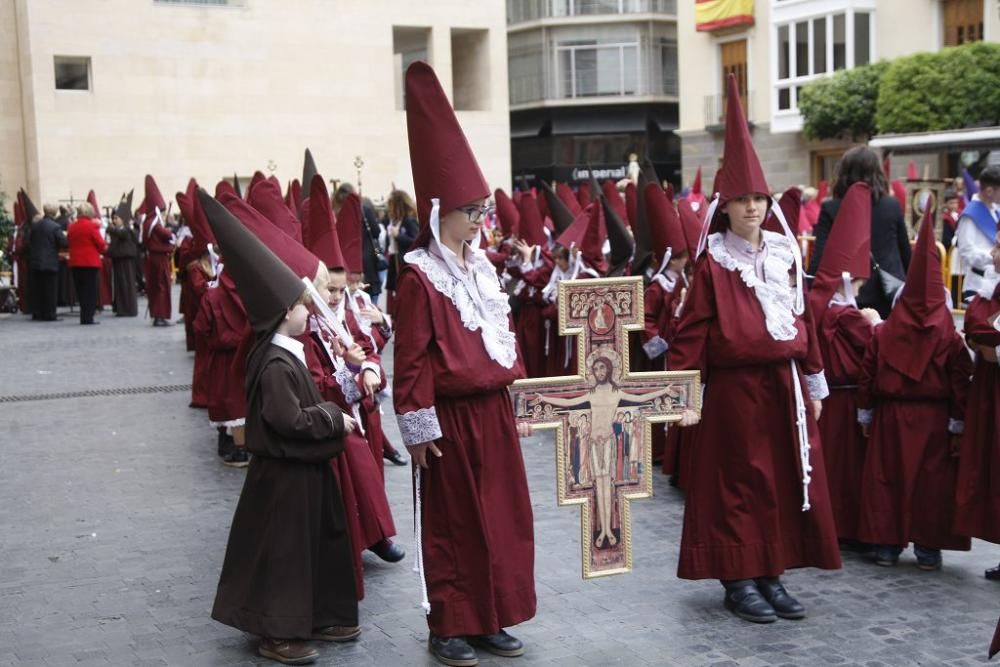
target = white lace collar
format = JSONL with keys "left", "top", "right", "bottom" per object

{"left": 404, "top": 246, "right": 518, "bottom": 369}
{"left": 707, "top": 230, "right": 799, "bottom": 341}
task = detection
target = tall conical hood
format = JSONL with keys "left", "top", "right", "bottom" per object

{"left": 143, "top": 175, "right": 166, "bottom": 216}
{"left": 891, "top": 179, "right": 907, "bottom": 216}
{"left": 301, "top": 149, "right": 318, "bottom": 206}
{"left": 516, "top": 192, "right": 548, "bottom": 248}
{"left": 541, "top": 181, "right": 575, "bottom": 233}
{"left": 219, "top": 192, "right": 319, "bottom": 281}
{"left": 576, "top": 184, "right": 592, "bottom": 209}
{"left": 600, "top": 192, "right": 634, "bottom": 277}
{"left": 116, "top": 190, "right": 134, "bottom": 224}
{"left": 336, "top": 192, "right": 365, "bottom": 275}
{"left": 186, "top": 180, "right": 215, "bottom": 257}
{"left": 87, "top": 190, "right": 101, "bottom": 219}
{"left": 764, "top": 186, "right": 801, "bottom": 234}
{"left": 197, "top": 189, "right": 305, "bottom": 331}
{"left": 691, "top": 166, "right": 703, "bottom": 195}
{"left": 624, "top": 182, "right": 638, "bottom": 231}
{"left": 712, "top": 74, "right": 769, "bottom": 204}
{"left": 494, "top": 188, "right": 520, "bottom": 239}
{"left": 247, "top": 171, "right": 266, "bottom": 200}
{"left": 20, "top": 189, "right": 39, "bottom": 221}
{"left": 304, "top": 174, "right": 345, "bottom": 270}
{"left": 809, "top": 182, "right": 871, "bottom": 307}
{"left": 286, "top": 179, "right": 302, "bottom": 216}
{"left": 645, "top": 183, "right": 686, "bottom": 265}
{"left": 233, "top": 173, "right": 243, "bottom": 199}
{"left": 557, "top": 203, "right": 607, "bottom": 274}
{"left": 879, "top": 196, "right": 954, "bottom": 381}
{"left": 556, "top": 182, "right": 583, "bottom": 215}
{"left": 249, "top": 177, "right": 303, "bottom": 243}
{"left": 601, "top": 180, "right": 628, "bottom": 223}
{"left": 405, "top": 61, "right": 489, "bottom": 247}
{"left": 215, "top": 179, "right": 237, "bottom": 200}
{"left": 677, "top": 199, "right": 702, "bottom": 258}
{"left": 631, "top": 169, "right": 656, "bottom": 274}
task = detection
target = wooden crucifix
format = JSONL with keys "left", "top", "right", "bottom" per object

{"left": 510, "top": 276, "right": 700, "bottom": 578}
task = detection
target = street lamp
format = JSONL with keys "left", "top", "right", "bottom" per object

{"left": 354, "top": 155, "right": 364, "bottom": 196}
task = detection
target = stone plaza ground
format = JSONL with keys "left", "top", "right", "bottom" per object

{"left": 1, "top": 289, "right": 999, "bottom": 666}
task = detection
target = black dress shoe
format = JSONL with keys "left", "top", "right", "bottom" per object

{"left": 755, "top": 578, "right": 806, "bottom": 620}
{"left": 468, "top": 630, "right": 524, "bottom": 657}
{"left": 986, "top": 564, "right": 1000, "bottom": 581}
{"left": 428, "top": 635, "right": 478, "bottom": 667}
{"left": 723, "top": 581, "right": 777, "bottom": 623}
{"left": 368, "top": 538, "right": 405, "bottom": 563}
{"left": 384, "top": 449, "right": 408, "bottom": 466}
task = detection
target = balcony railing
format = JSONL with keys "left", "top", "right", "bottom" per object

{"left": 508, "top": 0, "right": 676, "bottom": 24}
{"left": 703, "top": 91, "right": 755, "bottom": 127}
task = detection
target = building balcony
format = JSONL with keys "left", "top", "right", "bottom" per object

{"left": 508, "top": 0, "right": 676, "bottom": 27}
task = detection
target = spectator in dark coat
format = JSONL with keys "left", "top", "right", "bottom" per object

{"left": 809, "top": 146, "right": 911, "bottom": 318}
{"left": 28, "top": 204, "right": 67, "bottom": 321}
{"left": 107, "top": 204, "right": 139, "bottom": 317}
{"left": 360, "top": 197, "right": 385, "bottom": 303}
{"left": 384, "top": 189, "right": 419, "bottom": 316}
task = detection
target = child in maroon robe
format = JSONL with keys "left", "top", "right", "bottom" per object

{"left": 857, "top": 201, "right": 973, "bottom": 569}
{"left": 395, "top": 61, "right": 535, "bottom": 667}
{"left": 141, "top": 175, "right": 175, "bottom": 327}
{"left": 954, "top": 233, "right": 1000, "bottom": 579}
{"left": 509, "top": 193, "right": 554, "bottom": 379}
{"left": 808, "top": 183, "right": 881, "bottom": 545}
{"left": 670, "top": 75, "right": 840, "bottom": 624}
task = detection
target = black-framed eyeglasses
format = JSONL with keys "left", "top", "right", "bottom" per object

{"left": 458, "top": 204, "right": 495, "bottom": 222}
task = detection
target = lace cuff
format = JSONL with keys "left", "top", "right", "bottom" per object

{"left": 398, "top": 407, "right": 443, "bottom": 446}
{"left": 805, "top": 371, "right": 830, "bottom": 401}
{"left": 642, "top": 336, "right": 669, "bottom": 360}
{"left": 948, "top": 418, "right": 964, "bottom": 435}
{"left": 857, "top": 408, "right": 873, "bottom": 425}
{"left": 334, "top": 365, "right": 362, "bottom": 404}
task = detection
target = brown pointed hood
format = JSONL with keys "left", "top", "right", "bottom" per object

{"left": 198, "top": 188, "right": 306, "bottom": 332}
{"left": 20, "top": 189, "right": 40, "bottom": 222}
{"left": 541, "top": 181, "right": 576, "bottom": 233}
{"left": 301, "top": 149, "right": 318, "bottom": 206}
{"left": 600, "top": 192, "right": 634, "bottom": 277}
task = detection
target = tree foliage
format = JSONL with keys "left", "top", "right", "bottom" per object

{"left": 799, "top": 61, "right": 887, "bottom": 141}
{"left": 799, "top": 41, "right": 1000, "bottom": 140}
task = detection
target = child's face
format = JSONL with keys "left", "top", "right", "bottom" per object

{"left": 347, "top": 273, "right": 364, "bottom": 292}
{"left": 285, "top": 303, "right": 310, "bottom": 337}
{"left": 328, "top": 270, "right": 347, "bottom": 307}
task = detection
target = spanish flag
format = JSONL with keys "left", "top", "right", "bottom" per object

{"left": 696, "top": 0, "right": 754, "bottom": 32}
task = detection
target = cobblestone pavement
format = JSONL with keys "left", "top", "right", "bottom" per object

{"left": 1, "top": 291, "right": 999, "bottom": 666}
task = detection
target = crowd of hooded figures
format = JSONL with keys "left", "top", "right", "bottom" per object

{"left": 6, "top": 63, "right": 1000, "bottom": 666}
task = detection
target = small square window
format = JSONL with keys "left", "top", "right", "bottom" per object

{"left": 54, "top": 56, "right": 91, "bottom": 91}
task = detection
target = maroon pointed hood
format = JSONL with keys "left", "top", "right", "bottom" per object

{"left": 556, "top": 203, "right": 607, "bottom": 274}
{"left": 645, "top": 183, "right": 687, "bottom": 265}
{"left": 336, "top": 192, "right": 365, "bottom": 275}
{"left": 494, "top": 188, "right": 520, "bottom": 239}
{"left": 405, "top": 61, "right": 489, "bottom": 248}
{"left": 304, "top": 174, "right": 345, "bottom": 270}
{"left": 219, "top": 192, "right": 320, "bottom": 281}
{"left": 677, "top": 198, "right": 702, "bottom": 258}
{"left": 879, "top": 196, "right": 954, "bottom": 381}
{"left": 248, "top": 178, "right": 303, "bottom": 243}
{"left": 809, "top": 182, "right": 871, "bottom": 308}
{"left": 556, "top": 182, "right": 583, "bottom": 215}
{"left": 87, "top": 190, "right": 101, "bottom": 219}
{"left": 143, "top": 175, "right": 166, "bottom": 217}
{"left": 517, "top": 192, "right": 548, "bottom": 248}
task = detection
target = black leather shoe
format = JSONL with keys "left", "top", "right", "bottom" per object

{"left": 368, "top": 538, "right": 405, "bottom": 563}
{"left": 468, "top": 630, "right": 524, "bottom": 657}
{"left": 428, "top": 635, "right": 478, "bottom": 667}
{"left": 384, "top": 449, "right": 408, "bottom": 466}
{"left": 755, "top": 578, "right": 806, "bottom": 620}
{"left": 723, "top": 582, "right": 777, "bottom": 623}
{"left": 986, "top": 564, "right": 1000, "bottom": 581}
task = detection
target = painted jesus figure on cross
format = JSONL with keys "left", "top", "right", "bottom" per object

{"left": 511, "top": 276, "right": 700, "bottom": 578}
{"left": 529, "top": 348, "right": 681, "bottom": 550}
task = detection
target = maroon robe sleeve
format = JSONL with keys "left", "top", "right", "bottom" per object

{"left": 947, "top": 333, "right": 974, "bottom": 426}
{"left": 392, "top": 269, "right": 442, "bottom": 446}
{"left": 668, "top": 259, "right": 714, "bottom": 382}
{"left": 800, "top": 297, "right": 830, "bottom": 400}
{"left": 856, "top": 331, "right": 880, "bottom": 419}
{"left": 642, "top": 282, "right": 668, "bottom": 360}
{"left": 965, "top": 297, "right": 1000, "bottom": 348}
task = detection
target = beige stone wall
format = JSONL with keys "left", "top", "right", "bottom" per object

{"left": 1, "top": 0, "right": 510, "bottom": 211}
{"left": 0, "top": 0, "right": 29, "bottom": 201}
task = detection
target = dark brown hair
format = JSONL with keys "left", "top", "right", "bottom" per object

{"left": 832, "top": 146, "right": 888, "bottom": 200}
{"left": 387, "top": 189, "right": 416, "bottom": 221}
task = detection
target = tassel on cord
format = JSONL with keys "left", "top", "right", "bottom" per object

{"left": 695, "top": 194, "right": 721, "bottom": 258}
{"left": 413, "top": 466, "right": 431, "bottom": 614}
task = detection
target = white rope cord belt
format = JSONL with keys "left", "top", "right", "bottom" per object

{"left": 413, "top": 466, "right": 431, "bottom": 614}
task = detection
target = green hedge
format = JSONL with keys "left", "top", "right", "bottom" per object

{"left": 799, "top": 61, "right": 887, "bottom": 140}
{"left": 800, "top": 41, "right": 1000, "bottom": 140}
